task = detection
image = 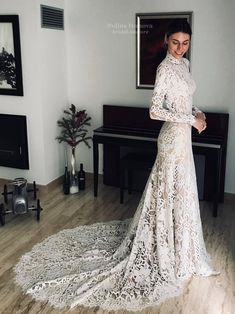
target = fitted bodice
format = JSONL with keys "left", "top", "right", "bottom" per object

{"left": 164, "top": 53, "right": 196, "bottom": 113}
{"left": 150, "top": 52, "right": 198, "bottom": 125}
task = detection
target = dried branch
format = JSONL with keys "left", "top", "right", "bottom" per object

{"left": 56, "top": 104, "right": 92, "bottom": 149}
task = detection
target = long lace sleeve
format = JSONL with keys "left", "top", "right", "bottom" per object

{"left": 150, "top": 65, "right": 196, "bottom": 125}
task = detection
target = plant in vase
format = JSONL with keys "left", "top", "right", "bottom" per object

{"left": 56, "top": 104, "right": 92, "bottom": 194}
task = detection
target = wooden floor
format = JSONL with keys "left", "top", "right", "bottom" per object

{"left": 0, "top": 177, "right": 234, "bottom": 314}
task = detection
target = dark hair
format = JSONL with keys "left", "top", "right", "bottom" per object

{"left": 166, "top": 19, "right": 192, "bottom": 38}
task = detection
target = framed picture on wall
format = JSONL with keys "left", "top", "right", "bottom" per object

{"left": 136, "top": 12, "right": 192, "bottom": 89}
{"left": 0, "top": 15, "right": 23, "bottom": 96}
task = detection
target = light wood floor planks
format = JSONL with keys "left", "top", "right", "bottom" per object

{"left": 0, "top": 177, "right": 234, "bottom": 314}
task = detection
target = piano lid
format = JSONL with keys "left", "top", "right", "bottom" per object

{"left": 103, "top": 104, "right": 229, "bottom": 140}
{"left": 103, "top": 104, "right": 163, "bottom": 132}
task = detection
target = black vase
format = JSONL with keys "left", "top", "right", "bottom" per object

{"left": 63, "top": 166, "right": 70, "bottom": 195}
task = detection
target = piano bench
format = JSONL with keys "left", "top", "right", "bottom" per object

{"left": 120, "top": 152, "right": 155, "bottom": 204}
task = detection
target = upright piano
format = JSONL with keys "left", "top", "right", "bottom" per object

{"left": 93, "top": 105, "right": 229, "bottom": 217}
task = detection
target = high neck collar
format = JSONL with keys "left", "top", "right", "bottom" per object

{"left": 166, "top": 51, "right": 182, "bottom": 64}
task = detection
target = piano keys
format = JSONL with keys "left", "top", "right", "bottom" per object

{"left": 93, "top": 104, "right": 229, "bottom": 217}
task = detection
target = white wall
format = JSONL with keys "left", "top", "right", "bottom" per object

{"left": 66, "top": 0, "right": 235, "bottom": 193}
{"left": 0, "top": 0, "right": 67, "bottom": 185}
{"left": 39, "top": 0, "right": 68, "bottom": 184}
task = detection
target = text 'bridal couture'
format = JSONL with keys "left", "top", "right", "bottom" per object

{"left": 14, "top": 52, "right": 216, "bottom": 312}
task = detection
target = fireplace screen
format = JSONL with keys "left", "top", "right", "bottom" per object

{"left": 0, "top": 114, "right": 29, "bottom": 169}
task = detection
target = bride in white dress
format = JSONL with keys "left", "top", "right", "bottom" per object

{"left": 14, "top": 20, "right": 217, "bottom": 312}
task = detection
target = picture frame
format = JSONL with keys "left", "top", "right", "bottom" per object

{"left": 0, "top": 15, "right": 23, "bottom": 96}
{"left": 136, "top": 12, "right": 192, "bottom": 89}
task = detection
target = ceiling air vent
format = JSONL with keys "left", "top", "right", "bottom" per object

{"left": 41, "top": 5, "right": 64, "bottom": 30}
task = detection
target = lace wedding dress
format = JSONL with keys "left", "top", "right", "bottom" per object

{"left": 14, "top": 52, "right": 215, "bottom": 312}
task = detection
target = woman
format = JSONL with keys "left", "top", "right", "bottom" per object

{"left": 14, "top": 20, "right": 217, "bottom": 312}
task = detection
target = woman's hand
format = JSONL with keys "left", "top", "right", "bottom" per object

{"left": 193, "top": 117, "right": 207, "bottom": 134}
{"left": 196, "top": 111, "right": 206, "bottom": 121}
{"left": 193, "top": 111, "right": 207, "bottom": 134}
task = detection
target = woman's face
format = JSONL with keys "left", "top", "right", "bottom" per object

{"left": 166, "top": 32, "right": 190, "bottom": 59}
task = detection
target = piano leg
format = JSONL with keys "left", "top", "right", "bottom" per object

{"left": 93, "top": 138, "right": 99, "bottom": 197}
{"left": 120, "top": 165, "right": 124, "bottom": 204}
{"left": 213, "top": 148, "right": 223, "bottom": 217}
{"left": 213, "top": 199, "right": 218, "bottom": 217}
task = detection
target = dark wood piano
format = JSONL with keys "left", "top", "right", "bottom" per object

{"left": 93, "top": 104, "right": 229, "bottom": 217}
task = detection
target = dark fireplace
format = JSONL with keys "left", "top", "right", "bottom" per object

{"left": 0, "top": 114, "right": 29, "bottom": 169}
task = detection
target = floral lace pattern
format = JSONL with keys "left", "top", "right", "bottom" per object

{"left": 150, "top": 52, "right": 199, "bottom": 125}
{"left": 14, "top": 52, "right": 215, "bottom": 312}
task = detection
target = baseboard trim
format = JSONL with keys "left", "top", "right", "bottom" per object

{"left": 38, "top": 172, "right": 97, "bottom": 195}
{"left": 38, "top": 176, "right": 63, "bottom": 195}
{"left": 0, "top": 178, "right": 11, "bottom": 186}
{"left": 0, "top": 173, "right": 98, "bottom": 195}
{"left": 0, "top": 175, "right": 234, "bottom": 202}
{"left": 224, "top": 192, "right": 235, "bottom": 202}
